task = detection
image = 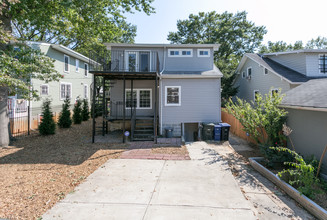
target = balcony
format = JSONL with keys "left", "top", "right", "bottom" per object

{"left": 89, "top": 50, "right": 159, "bottom": 73}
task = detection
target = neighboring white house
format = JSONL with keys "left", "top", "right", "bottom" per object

{"left": 280, "top": 78, "right": 327, "bottom": 175}
{"left": 9, "top": 42, "right": 93, "bottom": 118}
{"left": 234, "top": 50, "right": 327, "bottom": 102}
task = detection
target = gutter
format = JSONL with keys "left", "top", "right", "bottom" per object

{"left": 280, "top": 105, "right": 327, "bottom": 113}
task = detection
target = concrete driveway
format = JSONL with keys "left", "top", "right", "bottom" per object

{"left": 43, "top": 142, "right": 256, "bottom": 220}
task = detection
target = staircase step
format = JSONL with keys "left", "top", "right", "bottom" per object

{"left": 134, "top": 129, "right": 154, "bottom": 133}
{"left": 135, "top": 125, "right": 154, "bottom": 129}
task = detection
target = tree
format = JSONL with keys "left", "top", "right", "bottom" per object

{"left": 58, "top": 97, "right": 72, "bottom": 128}
{"left": 81, "top": 99, "right": 90, "bottom": 121}
{"left": 305, "top": 36, "right": 327, "bottom": 49}
{"left": 73, "top": 98, "right": 82, "bottom": 124}
{"left": 39, "top": 99, "right": 56, "bottom": 135}
{"left": 259, "top": 41, "right": 304, "bottom": 54}
{"left": 167, "top": 11, "right": 267, "bottom": 101}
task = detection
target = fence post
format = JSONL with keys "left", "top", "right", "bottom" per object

{"left": 28, "top": 105, "right": 30, "bottom": 135}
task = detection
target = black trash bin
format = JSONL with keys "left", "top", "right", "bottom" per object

{"left": 202, "top": 123, "right": 215, "bottom": 140}
{"left": 165, "top": 128, "right": 173, "bottom": 138}
{"left": 220, "top": 123, "right": 231, "bottom": 141}
{"left": 214, "top": 124, "right": 222, "bottom": 141}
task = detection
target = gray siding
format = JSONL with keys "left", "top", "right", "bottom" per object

{"left": 285, "top": 108, "right": 327, "bottom": 174}
{"left": 110, "top": 80, "right": 156, "bottom": 117}
{"left": 305, "top": 53, "right": 327, "bottom": 77}
{"left": 268, "top": 53, "right": 306, "bottom": 75}
{"left": 235, "top": 58, "right": 291, "bottom": 102}
{"left": 161, "top": 78, "right": 221, "bottom": 136}
{"left": 30, "top": 44, "right": 92, "bottom": 111}
{"left": 165, "top": 48, "right": 213, "bottom": 71}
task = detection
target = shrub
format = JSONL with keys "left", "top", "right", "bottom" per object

{"left": 260, "top": 144, "right": 294, "bottom": 167}
{"left": 81, "top": 99, "right": 90, "bottom": 121}
{"left": 39, "top": 99, "right": 56, "bottom": 135}
{"left": 58, "top": 97, "right": 72, "bottom": 128}
{"left": 73, "top": 98, "right": 82, "bottom": 124}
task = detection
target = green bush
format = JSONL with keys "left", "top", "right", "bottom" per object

{"left": 81, "top": 99, "right": 90, "bottom": 121}
{"left": 73, "top": 99, "right": 82, "bottom": 124}
{"left": 58, "top": 97, "right": 72, "bottom": 128}
{"left": 39, "top": 99, "right": 56, "bottom": 135}
{"left": 260, "top": 144, "right": 294, "bottom": 167}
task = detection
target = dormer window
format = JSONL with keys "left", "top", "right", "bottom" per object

{"left": 168, "top": 49, "right": 192, "bottom": 57}
{"left": 319, "top": 54, "right": 327, "bottom": 73}
{"left": 197, "top": 49, "right": 210, "bottom": 57}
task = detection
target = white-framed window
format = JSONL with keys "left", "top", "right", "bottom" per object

{"left": 40, "top": 84, "right": 49, "bottom": 96}
{"left": 271, "top": 88, "right": 279, "bottom": 96}
{"left": 64, "top": 55, "right": 70, "bottom": 72}
{"left": 84, "top": 63, "right": 88, "bottom": 77}
{"left": 264, "top": 68, "right": 268, "bottom": 75}
{"left": 242, "top": 71, "right": 246, "bottom": 78}
{"left": 165, "top": 86, "right": 181, "bottom": 106}
{"left": 197, "top": 49, "right": 210, "bottom": 57}
{"left": 254, "top": 90, "right": 259, "bottom": 102}
{"left": 125, "top": 89, "right": 152, "bottom": 109}
{"left": 247, "top": 67, "right": 252, "bottom": 77}
{"left": 60, "top": 82, "right": 72, "bottom": 100}
{"left": 319, "top": 54, "right": 327, "bottom": 73}
{"left": 168, "top": 49, "right": 193, "bottom": 57}
{"left": 84, "top": 84, "right": 88, "bottom": 99}
{"left": 75, "top": 59, "right": 79, "bottom": 72}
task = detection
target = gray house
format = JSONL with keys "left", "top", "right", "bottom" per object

{"left": 9, "top": 42, "right": 93, "bottom": 118}
{"left": 280, "top": 78, "right": 327, "bottom": 175}
{"left": 90, "top": 43, "right": 222, "bottom": 142}
{"left": 234, "top": 50, "right": 327, "bottom": 102}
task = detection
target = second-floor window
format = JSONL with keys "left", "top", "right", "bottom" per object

{"left": 247, "top": 67, "right": 252, "bottom": 78}
{"left": 76, "top": 59, "right": 79, "bottom": 72}
{"left": 64, "top": 55, "right": 69, "bottom": 72}
{"left": 84, "top": 63, "right": 88, "bottom": 77}
{"left": 168, "top": 49, "right": 193, "bottom": 57}
{"left": 319, "top": 54, "right": 327, "bottom": 73}
{"left": 60, "top": 83, "right": 72, "bottom": 100}
{"left": 197, "top": 49, "right": 210, "bottom": 57}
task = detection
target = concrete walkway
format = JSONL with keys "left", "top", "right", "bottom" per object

{"left": 43, "top": 142, "right": 256, "bottom": 219}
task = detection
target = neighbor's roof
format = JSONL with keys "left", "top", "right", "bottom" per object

{"left": 161, "top": 65, "right": 223, "bottom": 78}
{"left": 281, "top": 78, "right": 327, "bottom": 110}
{"left": 105, "top": 43, "right": 220, "bottom": 51}
{"left": 236, "top": 53, "right": 313, "bottom": 84}
{"left": 262, "top": 49, "right": 327, "bottom": 56}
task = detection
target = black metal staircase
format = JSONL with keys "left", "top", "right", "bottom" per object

{"left": 132, "top": 117, "right": 154, "bottom": 141}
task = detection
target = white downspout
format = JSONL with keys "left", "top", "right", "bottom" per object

{"left": 159, "top": 46, "right": 166, "bottom": 135}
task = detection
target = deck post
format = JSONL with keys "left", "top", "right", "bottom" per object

{"left": 102, "top": 77, "right": 105, "bottom": 136}
{"left": 92, "top": 74, "right": 96, "bottom": 143}
{"left": 123, "top": 75, "right": 126, "bottom": 143}
{"left": 131, "top": 79, "right": 134, "bottom": 142}
{"left": 154, "top": 76, "right": 158, "bottom": 144}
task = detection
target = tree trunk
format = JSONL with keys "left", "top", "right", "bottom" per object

{"left": 0, "top": 87, "right": 10, "bottom": 147}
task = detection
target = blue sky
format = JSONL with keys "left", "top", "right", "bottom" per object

{"left": 125, "top": 0, "right": 327, "bottom": 45}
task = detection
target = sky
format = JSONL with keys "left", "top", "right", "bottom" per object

{"left": 125, "top": 0, "right": 327, "bottom": 45}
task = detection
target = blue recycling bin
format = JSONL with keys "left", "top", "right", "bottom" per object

{"left": 214, "top": 124, "right": 222, "bottom": 141}
{"left": 220, "top": 123, "right": 231, "bottom": 141}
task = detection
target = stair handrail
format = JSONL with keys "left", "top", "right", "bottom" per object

{"left": 130, "top": 107, "right": 136, "bottom": 141}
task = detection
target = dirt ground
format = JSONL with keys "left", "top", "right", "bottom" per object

{"left": 0, "top": 120, "right": 128, "bottom": 220}
{"left": 151, "top": 145, "right": 188, "bottom": 155}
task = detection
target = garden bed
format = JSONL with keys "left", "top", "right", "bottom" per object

{"left": 249, "top": 157, "right": 327, "bottom": 220}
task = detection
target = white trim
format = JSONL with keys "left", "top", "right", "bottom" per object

{"left": 84, "top": 63, "right": 89, "bottom": 77}
{"left": 280, "top": 105, "right": 327, "bottom": 112}
{"left": 124, "top": 88, "right": 152, "bottom": 109}
{"left": 197, "top": 49, "right": 210, "bottom": 57}
{"left": 106, "top": 43, "right": 220, "bottom": 51}
{"left": 60, "top": 82, "right": 72, "bottom": 100}
{"left": 75, "top": 59, "right": 79, "bottom": 72}
{"left": 165, "top": 86, "right": 181, "bottom": 106}
{"left": 40, "top": 84, "right": 49, "bottom": 96}
{"left": 84, "top": 84, "right": 88, "bottom": 99}
{"left": 253, "top": 90, "right": 259, "bottom": 102}
{"left": 64, "top": 55, "right": 70, "bottom": 73}
{"left": 168, "top": 49, "right": 193, "bottom": 57}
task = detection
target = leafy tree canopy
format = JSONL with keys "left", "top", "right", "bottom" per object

{"left": 167, "top": 11, "right": 267, "bottom": 102}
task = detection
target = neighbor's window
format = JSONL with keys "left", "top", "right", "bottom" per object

{"left": 40, "top": 85, "right": 49, "bottom": 96}
{"left": 125, "top": 89, "right": 151, "bottom": 109}
{"left": 247, "top": 67, "right": 252, "bottom": 77}
{"left": 75, "top": 59, "right": 79, "bottom": 72}
{"left": 64, "top": 55, "right": 69, "bottom": 72}
{"left": 84, "top": 63, "right": 88, "bottom": 77}
{"left": 60, "top": 83, "right": 72, "bottom": 100}
{"left": 84, "top": 84, "right": 88, "bottom": 99}
{"left": 319, "top": 54, "right": 327, "bottom": 73}
{"left": 242, "top": 71, "right": 246, "bottom": 78}
{"left": 271, "top": 89, "right": 279, "bottom": 96}
{"left": 254, "top": 90, "right": 259, "bottom": 102}
{"left": 197, "top": 49, "right": 210, "bottom": 57}
{"left": 264, "top": 68, "right": 268, "bottom": 75}
{"left": 165, "top": 86, "right": 181, "bottom": 106}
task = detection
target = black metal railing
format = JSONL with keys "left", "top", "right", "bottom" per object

{"left": 89, "top": 50, "right": 159, "bottom": 73}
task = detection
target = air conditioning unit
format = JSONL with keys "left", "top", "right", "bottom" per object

{"left": 246, "top": 75, "right": 251, "bottom": 80}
